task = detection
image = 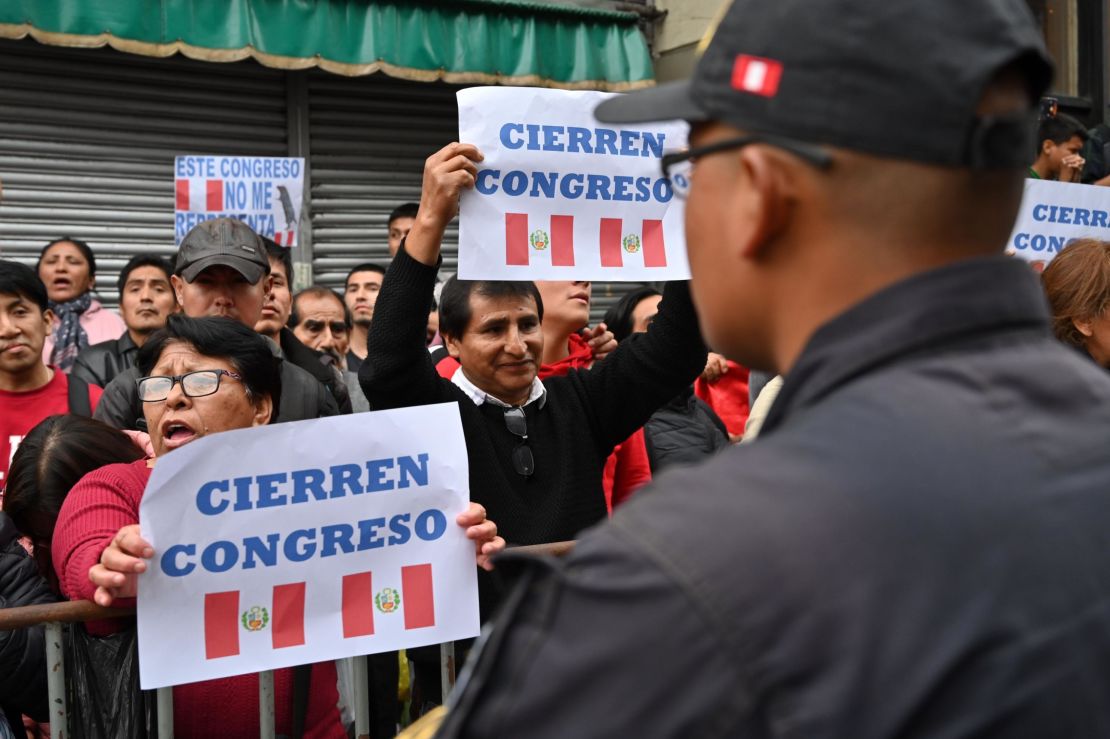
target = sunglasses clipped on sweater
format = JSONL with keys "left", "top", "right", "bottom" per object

{"left": 503, "top": 406, "right": 535, "bottom": 477}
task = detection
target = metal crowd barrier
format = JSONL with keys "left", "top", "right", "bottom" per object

{"left": 0, "top": 540, "right": 575, "bottom": 739}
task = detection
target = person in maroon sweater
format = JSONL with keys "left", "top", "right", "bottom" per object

{"left": 52, "top": 315, "right": 504, "bottom": 738}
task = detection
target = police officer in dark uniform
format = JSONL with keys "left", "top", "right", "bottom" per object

{"left": 437, "top": 0, "right": 1110, "bottom": 736}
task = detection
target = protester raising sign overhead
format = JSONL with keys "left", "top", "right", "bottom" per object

{"left": 456, "top": 87, "right": 689, "bottom": 281}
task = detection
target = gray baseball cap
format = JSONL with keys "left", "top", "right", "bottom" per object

{"left": 596, "top": 0, "right": 1053, "bottom": 169}
{"left": 176, "top": 218, "right": 270, "bottom": 284}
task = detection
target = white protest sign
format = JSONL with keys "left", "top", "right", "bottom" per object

{"left": 1007, "top": 178, "right": 1110, "bottom": 269}
{"left": 137, "top": 403, "right": 477, "bottom": 689}
{"left": 457, "top": 86, "right": 689, "bottom": 281}
{"left": 174, "top": 155, "right": 305, "bottom": 247}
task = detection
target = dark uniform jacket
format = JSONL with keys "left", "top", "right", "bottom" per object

{"left": 0, "top": 512, "right": 57, "bottom": 733}
{"left": 643, "top": 386, "right": 729, "bottom": 472}
{"left": 72, "top": 332, "right": 138, "bottom": 389}
{"left": 442, "top": 256, "right": 1110, "bottom": 738}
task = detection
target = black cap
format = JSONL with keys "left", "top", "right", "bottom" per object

{"left": 176, "top": 218, "right": 270, "bottom": 284}
{"left": 596, "top": 0, "right": 1053, "bottom": 169}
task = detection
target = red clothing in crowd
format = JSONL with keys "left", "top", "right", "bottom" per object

{"left": 0, "top": 368, "right": 102, "bottom": 493}
{"left": 694, "top": 360, "right": 751, "bottom": 437}
{"left": 435, "top": 333, "right": 652, "bottom": 512}
{"left": 52, "top": 459, "right": 346, "bottom": 739}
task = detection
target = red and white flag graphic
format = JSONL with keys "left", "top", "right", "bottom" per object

{"left": 599, "top": 218, "right": 668, "bottom": 269}
{"left": 272, "top": 231, "right": 296, "bottom": 246}
{"left": 203, "top": 564, "right": 436, "bottom": 660}
{"left": 731, "top": 54, "right": 783, "bottom": 98}
{"left": 175, "top": 178, "right": 224, "bottom": 212}
{"left": 505, "top": 213, "right": 576, "bottom": 267}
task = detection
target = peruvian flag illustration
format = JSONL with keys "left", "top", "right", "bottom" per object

{"left": 732, "top": 54, "right": 783, "bottom": 98}
{"left": 202, "top": 564, "right": 436, "bottom": 660}
{"left": 272, "top": 231, "right": 296, "bottom": 246}
{"left": 175, "top": 178, "right": 224, "bottom": 212}
{"left": 504, "top": 213, "right": 576, "bottom": 267}
{"left": 599, "top": 218, "right": 668, "bottom": 269}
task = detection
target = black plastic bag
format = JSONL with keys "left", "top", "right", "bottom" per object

{"left": 64, "top": 622, "right": 157, "bottom": 739}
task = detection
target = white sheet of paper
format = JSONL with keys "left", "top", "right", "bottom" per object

{"left": 457, "top": 86, "right": 689, "bottom": 281}
{"left": 137, "top": 403, "right": 477, "bottom": 689}
{"left": 173, "top": 155, "right": 305, "bottom": 247}
{"left": 1007, "top": 178, "right": 1110, "bottom": 269}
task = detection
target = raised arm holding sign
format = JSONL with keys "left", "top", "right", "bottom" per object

{"left": 360, "top": 141, "right": 708, "bottom": 617}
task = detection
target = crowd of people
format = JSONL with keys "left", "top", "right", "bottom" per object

{"left": 2, "top": 0, "right": 1110, "bottom": 736}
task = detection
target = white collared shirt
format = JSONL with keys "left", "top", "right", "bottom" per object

{"left": 451, "top": 367, "right": 547, "bottom": 409}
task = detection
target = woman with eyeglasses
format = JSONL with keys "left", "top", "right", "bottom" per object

{"left": 50, "top": 315, "right": 503, "bottom": 738}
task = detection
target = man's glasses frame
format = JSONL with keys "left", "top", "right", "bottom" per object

{"left": 138, "top": 369, "right": 243, "bottom": 403}
{"left": 661, "top": 134, "right": 833, "bottom": 199}
{"left": 503, "top": 406, "right": 535, "bottom": 477}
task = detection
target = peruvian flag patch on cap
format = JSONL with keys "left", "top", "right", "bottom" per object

{"left": 732, "top": 54, "right": 783, "bottom": 97}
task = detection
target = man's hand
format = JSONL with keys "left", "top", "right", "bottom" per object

{"left": 88, "top": 524, "right": 153, "bottom": 607}
{"left": 582, "top": 323, "right": 617, "bottom": 363}
{"left": 1060, "top": 153, "right": 1086, "bottom": 182}
{"left": 406, "top": 142, "right": 484, "bottom": 266}
{"left": 457, "top": 503, "right": 505, "bottom": 571}
{"left": 701, "top": 352, "right": 730, "bottom": 383}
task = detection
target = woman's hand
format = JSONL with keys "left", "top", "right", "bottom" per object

{"left": 582, "top": 323, "right": 617, "bottom": 363}
{"left": 701, "top": 352, "right": 730, "bottom": 383}
{"left": 457, "top": 503, "right": 505, "bottom": 571}
{"left": 88, "top": 524, "right": 153, "bottom": 607}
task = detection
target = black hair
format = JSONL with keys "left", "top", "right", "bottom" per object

{"left": 138, "top": 314, "right": 282, "bottom": 422}
{"left": 261, "top": 236, "right": 293, "bottom": 283}
{"left": 117, "top": 254, "right": 174, "bottom": 294}
{"left": 345, "top": 262, "right": 386, "bottom": 287}
{"left": 388, "top": 203, "right": 419, "bottom": 226}
{"left": 289, "top": 286, "right": 352, "bottom": 329}
{"left": 438, "top": 277, "right": 544, "bottom": 341}
{"left": 37, "top": 237, "right": 96, "bottom": 277}
{"left": 1036, "top": 113, "right": 1089, "bottom": 155}
{"left": 4, "top": 415, "right": 144, "bottom": 590}
{"left": 0, "top": 259, "right": 49, "bottom": 311}
{"left": 603, "top": 286, "right": 663, "bottom": 343}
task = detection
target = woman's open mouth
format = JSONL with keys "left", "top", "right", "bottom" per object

{"left": 161, "top": 421, "right": 200, "bottom": 449}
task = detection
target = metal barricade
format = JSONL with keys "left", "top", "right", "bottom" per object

{"left": 0, "top": 540, "right": 575, "bottom": 738}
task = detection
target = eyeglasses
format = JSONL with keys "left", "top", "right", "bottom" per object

{"left": 138, "top": 369, "right": 242, "bottom": 402}
{"left": 503, "top": 407, "right": 535, "bottom": 477}
{"left": 661, "top": 134, "right": 833, "bottom": 199}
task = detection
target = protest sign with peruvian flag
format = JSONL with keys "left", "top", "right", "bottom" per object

{"left": 457, "top": 87, "right": 689, "bottom": 281}
{"left": 136, "top": 403, "right": 478, "bottom": 689}
{"left": 173, "top": 155, "right": 305, "bottom": 248}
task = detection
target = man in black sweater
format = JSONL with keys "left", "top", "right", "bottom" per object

{"left": 360, "top": 142, "right": 707, "bottom": 553}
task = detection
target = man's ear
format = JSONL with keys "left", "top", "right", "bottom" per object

{"left": 1074, "top": 317, "right": 1094, "bottom": 338}
{"left": 444, "top": 333, "right": 462, "bottom": 359}
{"left": 728, "top": 146, "right": 792, "bottom": 261}
{"left": 42, "top": 308, "right": 55, "bottom": 336}
{"left": 170, "top": 274, "right": 186, "bottom": 305}
{"left": 1041, "top": 138, "right": 1055, "bottom": 157}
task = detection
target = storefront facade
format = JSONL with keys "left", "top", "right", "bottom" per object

{"left": 0, "top": 1, "right": 655, "bottom": 319}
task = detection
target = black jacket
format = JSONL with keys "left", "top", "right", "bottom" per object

{"left": 643, "top": 386, "right": 729, "bottom": 472}
{"left": 72, "top": 333, "right": 138, "bottom": 389}
{"left": 93, "top": 336, "right": 341, "bottom": 430}
{"left": 0, "top": 512, "right": 57, "bottom": 731}
{"left": 444, "top": 257, "right": 1110, "bottom": 738}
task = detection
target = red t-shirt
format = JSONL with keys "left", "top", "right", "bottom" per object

{"left": 0, "top": 368, "right": 102, "bottom": 493}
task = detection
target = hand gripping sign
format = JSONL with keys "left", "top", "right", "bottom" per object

{"left": 1007, "top": 178, "right": 1110, "bottom": 271}
{"left": 457, "top": 87, "right": 690, "bottom": 281}
{"left": 174, "top": 156, "right": 305, "bottom": 247}
{"left": 137, "top": 403, "right": 478, "bottom": 689}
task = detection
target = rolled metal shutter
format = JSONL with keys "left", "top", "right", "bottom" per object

{"left": 307, "top": 71, "right": 460, "bottom": 288}
{"left": 307, "top": 72, "right": 640, "bottom": 324}
{"left": 0, "top": 38, "right": 288, "bottom": 309}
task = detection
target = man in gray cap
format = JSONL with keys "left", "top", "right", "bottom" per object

{"left": 436, "top": 1, "right": 1110, "bottom": 736}
{"left": 95, "top": 218, "right": 338, "bottom": 428}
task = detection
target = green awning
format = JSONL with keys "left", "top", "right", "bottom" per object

{"left": 0, "top": 0, "right": 654, "bottom": 90}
